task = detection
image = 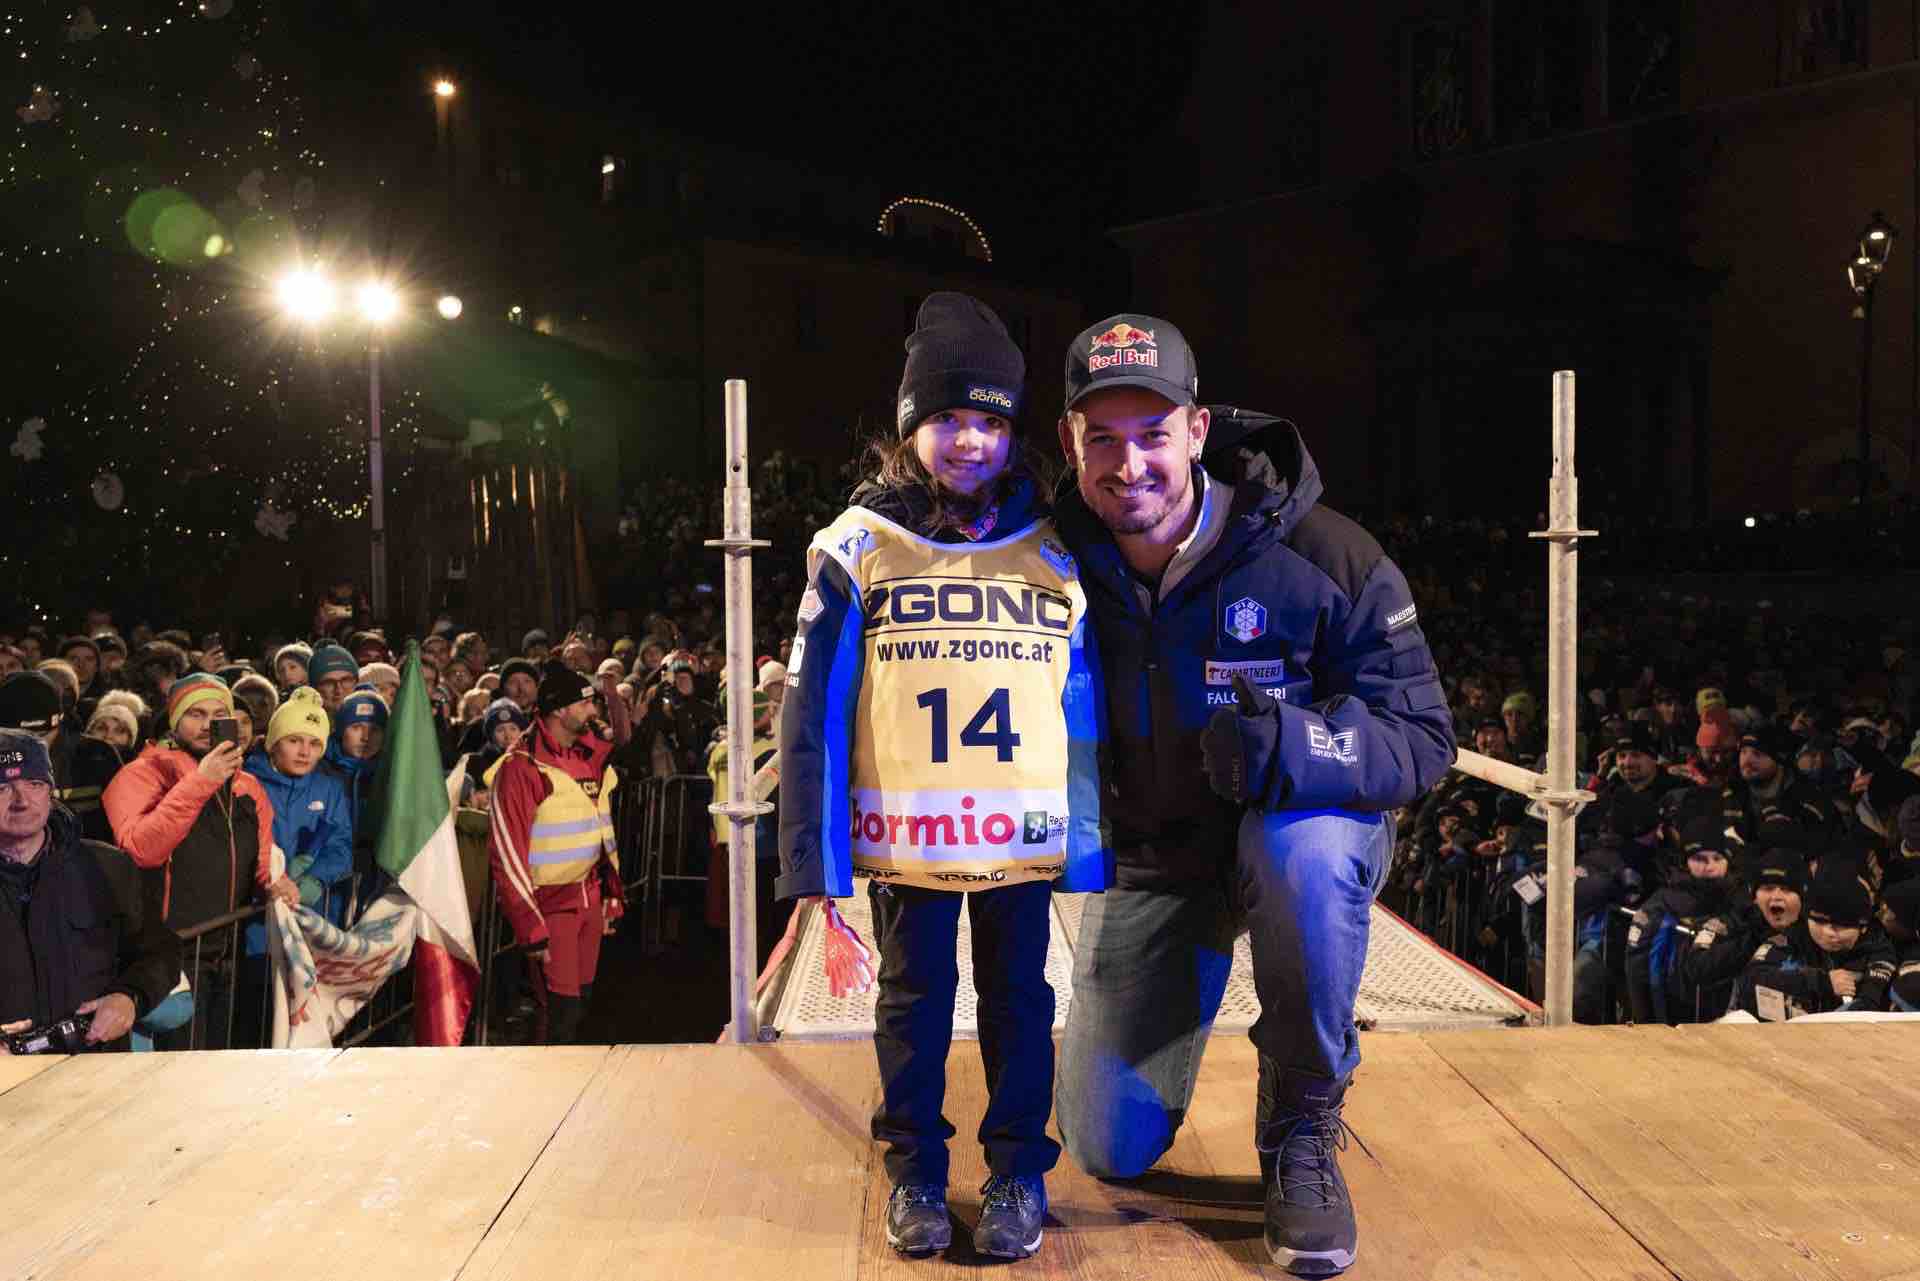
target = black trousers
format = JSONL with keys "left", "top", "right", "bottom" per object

{"left": 868, "top": 879, "right": 1059, "bottom": 1187}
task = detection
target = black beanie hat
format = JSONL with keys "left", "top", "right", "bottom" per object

{"left": 895, "top": 292, "right": 1025, "bottom": 437}
{"left": 1806, "top": 864, "right": 1872, "bottom": 925}
{"left": 536, "top": 660, "right": 595, "bottom": 716}
{"left": 1746, "top": 847, "right": 1809, "bottom": 894}
{"left": 0, "top": 671, "right": 62, "bottom": 733}
{"left": 1679, "top": 816, "right": 1734, "bottom": 859}
{"left": 499, "top": 657, "right": 540, "bottom": 689}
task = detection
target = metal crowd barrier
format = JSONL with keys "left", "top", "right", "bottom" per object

{"left": 158, "top": 903, "right": 269, "bottom": 1052}
{"left": 616, "top": 773, "right": 714, "bottom": 953}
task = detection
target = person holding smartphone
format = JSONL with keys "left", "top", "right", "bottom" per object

{"left": 102, "top": 673, "right": 284, "bottom": 1049}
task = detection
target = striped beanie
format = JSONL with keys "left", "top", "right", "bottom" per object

{"left": 166, "top": 672, "right": 233, "bottom": 733}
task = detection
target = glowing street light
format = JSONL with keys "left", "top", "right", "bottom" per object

{"left": 355, "top": 280, "right": 401, "bottom": 326}
{"left": 275, "top": 268, "right": 336, "bottom": 322}
{"left": 433, "top": 78, "right": 457, "bottom": 99}
{"left": 436, "top": 293, "right": 464, "bottom": 320}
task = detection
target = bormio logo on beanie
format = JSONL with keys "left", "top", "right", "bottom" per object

{"left": 967, "top": 385, "right": 1015, "bottom": 412}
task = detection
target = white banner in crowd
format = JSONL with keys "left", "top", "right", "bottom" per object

{"left": 266, "top": 883, "right": 424, "bottom": 1049}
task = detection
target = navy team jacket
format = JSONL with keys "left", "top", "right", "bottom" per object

{"left": 1050, "top": 408, "right": 1457, "bottom": 891}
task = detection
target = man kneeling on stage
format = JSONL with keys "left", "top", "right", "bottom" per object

{"left": 1049, "top": 314, "right": 1455, "bottom": 1276}
{"left": 486, "top": 662, "right": 629, "bottom": 1044}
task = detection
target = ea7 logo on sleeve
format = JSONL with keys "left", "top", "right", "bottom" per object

{"left": 1224, "top": 596, "right": 1267, "bottom": 644}
{"left": 1307, "top": 724, "right": 1357, "bottom": 766}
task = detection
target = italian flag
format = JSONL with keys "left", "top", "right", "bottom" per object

{"left": 378, "top": 642, "right": 480, "bottom": 1046}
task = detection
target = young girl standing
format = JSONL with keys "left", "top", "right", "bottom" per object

{"left": 777, "top": 293, "right": 1109, "bottom": 1259}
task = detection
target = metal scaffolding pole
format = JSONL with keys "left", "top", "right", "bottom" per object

{"left": 1528, "top": 371, "right": 1597, "bottom": 1026}
{"left": 705, "top": 379, "right": 772, "bottom": 1044}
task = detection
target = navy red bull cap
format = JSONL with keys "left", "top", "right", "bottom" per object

{"left": 1064, "top": 312, "right": 1199, "bottom": 411}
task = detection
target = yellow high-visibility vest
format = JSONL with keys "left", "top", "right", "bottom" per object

{"left": 485, "top": 753, "right": 618, "bottom": 887}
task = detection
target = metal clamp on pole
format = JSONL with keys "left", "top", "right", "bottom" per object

{"left": 703, "top": 378, "right": 771, "bottom": 1045}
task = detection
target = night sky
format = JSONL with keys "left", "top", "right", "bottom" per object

{"left": 332, "top": 0, "right": 1203, "bottom": 247}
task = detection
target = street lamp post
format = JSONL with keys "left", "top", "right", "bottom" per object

{"left": 1848, "top": 211, "right": 1896, "bottom": 517}
{"left": 275, "top": 271, "right": 457, "bottom": 624}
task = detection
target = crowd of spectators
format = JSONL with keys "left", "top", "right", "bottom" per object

{"left": 3, "top": 448, "right": 1917, "bottom": 1054}
{"left": 1384, "top": 542, "right": 1920, "bottom": 1022}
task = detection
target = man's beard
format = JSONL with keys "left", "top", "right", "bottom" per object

{"left": 1084, "top": 465, "right": 1187, "bottom": 536}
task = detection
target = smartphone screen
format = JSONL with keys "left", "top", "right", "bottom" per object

{"left": 210, "top": 717, "right": 240, "bottom": 749}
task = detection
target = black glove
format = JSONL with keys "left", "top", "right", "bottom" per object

{"left": 1199, "top": 675, "right": 1278, "bottom": 804}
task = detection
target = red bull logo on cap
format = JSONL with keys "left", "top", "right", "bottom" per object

{"left": 1087, "top": 321, "right": 1159, "bottom": 373}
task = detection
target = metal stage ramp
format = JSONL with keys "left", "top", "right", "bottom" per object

{"left": 769, "top": 890, "right": 1536, "bottom": 1041}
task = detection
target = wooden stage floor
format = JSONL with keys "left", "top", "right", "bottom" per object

{"left": 3, "top": 1023, "right": 1916, "bottom": 1280}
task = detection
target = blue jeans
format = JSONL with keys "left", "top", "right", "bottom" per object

{"left": 1056, "top": 809, "right": 1390, "bottom": 1178}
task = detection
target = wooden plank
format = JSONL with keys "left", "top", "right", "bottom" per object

{"left": 1176, "top": 1035, "right": 1674, "bottom": 1279}
{"left": 0, "top": 1049, "right": 341, "bottom": 1279}
{"left": 462, "top": 1042, "right": 874, "bottom": 1281}
{"left": 1672, "top": 1023, "right": 1920, "bottom": 1167}
{"left": 1426, "top": 1025, "right": 1920, "bottom": 1281}
{"left": 0, "top": 1050, "right": 67, "bottom": 1095}
{"left": 49, "top": 1046, "right": 610, "bottom": 1281}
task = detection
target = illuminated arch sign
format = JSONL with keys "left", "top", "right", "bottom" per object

{"left": 877, "top": 196, "right": 994, "bottom": 262}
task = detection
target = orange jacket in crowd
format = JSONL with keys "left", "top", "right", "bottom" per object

{"left": 103, "top": 743, "right": 276, "bottom": 924}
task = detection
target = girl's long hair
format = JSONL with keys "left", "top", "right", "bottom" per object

{"left": 860, "top": 430, "right": 1059, "bottom": 530}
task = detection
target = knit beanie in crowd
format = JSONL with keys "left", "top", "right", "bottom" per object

{"left": 336, "top": 686, "right": 390, "bottom": 731}
{"left": 482, "top": 697, "right": 531, "bottom": 741}
{"left": 0, "top": 728, "right": 54, "bottom": 786}
{"left": 85, "top": 702, "right": 140, "bottom": 746}
{"left": 231, "top": 673, "right": 281, "bottom": 717}
{"left": 1740, "top": 723, "right": 1799, "bottom": 767}
{"left": 358, "top": 661, "right": 400, "bottom": 691}
{"left": 1501, "top": 691, "right": 1536, "bottom": 718}
{"left": 266, "top": 686, "right": 331, "bottom": 750}
{"left": 895, "top": 292, "right": 1025, "bottom": 437}
{"left": 0, "top": 671, "right": 61, "bottom": 733}
{"left": 306, "top": 643, "right": 358, "bottom": 686}
{"left": 1695, "top": 686, "right": 1728, "bottom": 717}
{"left": 166, "top": 672, "right": 233, "bottom": 735}
{"left": 96, "top": 688, "right": 149, "bottom": 723}
{"left": 1806, "top": 864, "right": 1873, "bottom": 926}
{"left": 1746, "top": 845, "right": 1809, "bottom": 894}
{"left": 273, "top": 641, "right": 313, "bottom": 675}
{"left": 536, "top": 659, "right": 595, "bottom": 716}
{"left": 499, "top": 657, "right": 540, "bottom": 689}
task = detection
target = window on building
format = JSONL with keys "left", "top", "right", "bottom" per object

{"left": 1402, "top": 19, "right": 1476, "bottom": 160}
{"left": 1608, "top": 1, "right": 1679, "bottom": 115}
{"left": 1783, "top": 0, "right": 1865, "bottom": 81}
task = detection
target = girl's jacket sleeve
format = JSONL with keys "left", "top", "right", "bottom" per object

{"left": 775, "top": 551, "right": 864, "bottom": 901}
{"left": 1059, "top": 615, "right": 1112, "bottom": 893}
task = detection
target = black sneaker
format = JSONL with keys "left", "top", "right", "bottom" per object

{"left": 884, "top": 1183, "right": 951, "bottom": 1255}
{"left": 1261, "top": 1105, "right": 1359, "bottom": 1276}
{"left": 974, "top": 1173, "right": 1046, "bottom": 1259}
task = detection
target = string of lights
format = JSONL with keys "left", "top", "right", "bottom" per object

{"left": 0, "top": 0, "right": 422, "bottom": 622}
